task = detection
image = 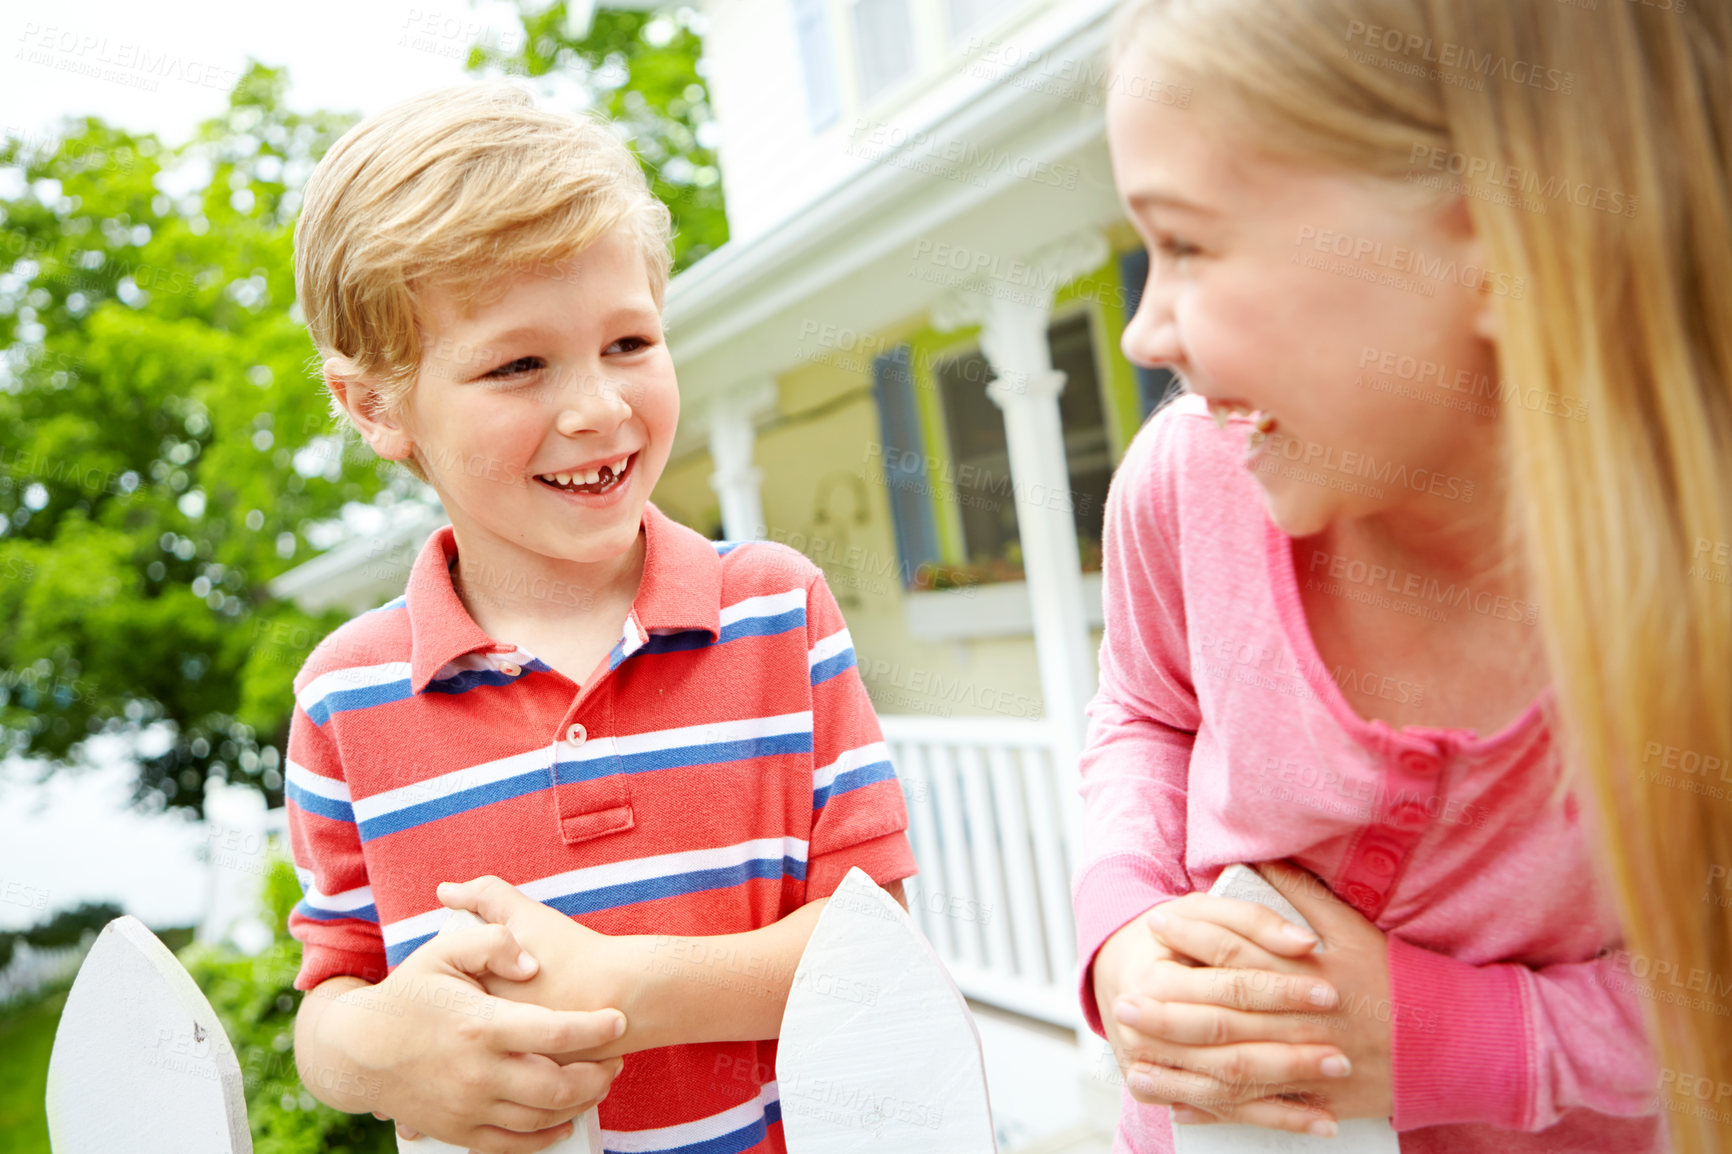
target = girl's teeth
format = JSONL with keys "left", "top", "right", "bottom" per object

{"left": 1206, "top": 400, "right": 1275, "bottom": 432}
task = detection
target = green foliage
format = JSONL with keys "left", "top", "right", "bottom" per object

{"left": 177, "top": 851, "right": 394, "bottom": 1154}
{"left": 0, "top": 63, "right": 409, "bottom": 815}
{"left": 0, "top": 900, "right": 126, "bottom": 970}
{"left": 472, "top": 4, "right": 729, "bottom": 270}
{"left": 17, "top": 900, "right": 122, "bottom": 949}
{"left": 0, "top": 982, "right": 64, "bottom": 1154}
{"left": 3, "top": 30, "right": 731, "bottom": 814}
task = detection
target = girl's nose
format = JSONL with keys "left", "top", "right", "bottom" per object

{"left": 1121, "top": 282, "right": 1183, "bottom": 370}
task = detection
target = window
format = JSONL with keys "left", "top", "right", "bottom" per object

{"left": 872, "top": 255, "right": 1150, "bottom": 593}
{"left": 791, "top": 0, "right": 842, "bottom": 132}
{"left": 944, "top": 0, "right": 998, "bottom": 44}
{"left": 851, "top": 0, "right": 916, "bottom": 103}
{"left": 934, "top": 348, "right": 1020, "bottom": 579}
{"left": 1047, "top": 311, "right": 1113, "bottom": 572}
{"left": 912, "top": 313, "right": 1113, "bottom": 584}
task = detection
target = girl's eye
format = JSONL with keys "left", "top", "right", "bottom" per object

{"left": 1156, "top": 235, "right": 1201, "bottom": 261}
{"left": 606, "top": 335, "right": 653, "bottom": 355}
{"left": 484, "top": 356, "right": 543, "bottom": 379}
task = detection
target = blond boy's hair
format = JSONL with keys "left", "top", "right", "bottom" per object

{"left": 293, "top": 82, "right": 673, "bottom": 468}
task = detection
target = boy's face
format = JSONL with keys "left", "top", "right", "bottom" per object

{"left": 394, "top": 229, "right": 678, "bottom": 572}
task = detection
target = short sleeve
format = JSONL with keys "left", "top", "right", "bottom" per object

{"left": 802, "top": 570, "right": 918, "bottom": 899}
{"left": 284, "top": 703, "right": 387, "bottom": 990}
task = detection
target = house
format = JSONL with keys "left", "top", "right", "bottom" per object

{"left": 273, "top": 1, "right": 1171, "bottom": 1145}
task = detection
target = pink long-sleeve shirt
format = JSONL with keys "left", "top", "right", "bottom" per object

{"left": 1073, "top": 394, "right": 1663, "bottom": 1153}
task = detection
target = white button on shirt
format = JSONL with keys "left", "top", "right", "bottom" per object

{"left": 567, "top": 722, "right": 586, "bottom": 746}
{"left": 499, "top": 662, "right": 521, "bottom": 677}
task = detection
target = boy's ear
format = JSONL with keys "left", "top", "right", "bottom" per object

{"left": 324, "top": 356, "right": 415, "bottom": 462}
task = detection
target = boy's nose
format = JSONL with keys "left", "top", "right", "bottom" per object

{"left": 554, "top": 368, "right": 633, "bottom": 437}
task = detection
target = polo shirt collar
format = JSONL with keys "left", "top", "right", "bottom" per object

{"left": 630, "top": 501, "right": 724, "bottom": 642}
{"left": 404, "top": 502, "right": 723, "bottom": 694}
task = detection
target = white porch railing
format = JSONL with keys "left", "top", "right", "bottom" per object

{"left": 879, "top": 714, "right": 1080, "bottom": 1029}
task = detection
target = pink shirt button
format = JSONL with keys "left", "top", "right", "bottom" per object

{"left": 1398, "top": 749, "right": 1441, "bottom": 775}
{"left": 1363, "top": 845, "right": 1399, "bottom": 877}
{"left": 1344, "top": 881, "right": 1383, "bottom": 911}
{"left": 1389, "top": 800, "right": 1430, "bottom": 830}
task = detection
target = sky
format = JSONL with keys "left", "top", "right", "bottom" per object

{"left": 2, "top": 0, "right": 528, "bottom": 150}
{"left": 0, "top": 0, "right": 535, "bottom": 936}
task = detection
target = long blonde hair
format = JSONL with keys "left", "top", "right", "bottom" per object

{"left": 1113, "top": 0, "right": 1732, "bottom": 1146}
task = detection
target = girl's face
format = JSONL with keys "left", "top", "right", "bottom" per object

{"left": 1107, "top": 73, "right": 1504, "bottom": 539}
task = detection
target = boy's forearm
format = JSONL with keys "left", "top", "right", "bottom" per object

{"left": 293, "top": 975, "right": 379, "bottom": 1113}
{"left": 571, "top": 881, "right": 907, "bottom": 1057}
{"left": 606, "top": 897, "right": 829, "bottom": 1053}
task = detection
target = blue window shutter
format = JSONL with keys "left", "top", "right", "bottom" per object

{"left": 1118, "top": 247, "right": 1182, "bottom": 419}
{"left": 871, "top": 346, "right": 939, "bottom": 584}
{"left": 791, "top": 0, "right": 842, "bottom": 133}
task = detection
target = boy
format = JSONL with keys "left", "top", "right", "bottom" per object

{"left": 283, "top": 83, "right": 917, "bottom": 1154}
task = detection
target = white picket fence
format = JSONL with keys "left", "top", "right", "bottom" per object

{"left": 46, "top": 872, "right": 999, "bottom": 1154}
{"left": 880, "top": 714, "right": 1081, "bottom": 1029}
{"left": 0, "top": 938, "right": 90, "bottom": 1004}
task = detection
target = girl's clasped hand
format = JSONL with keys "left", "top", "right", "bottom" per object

{"left": 1098, "top": 862, "right": 1394, "bottom": 1138}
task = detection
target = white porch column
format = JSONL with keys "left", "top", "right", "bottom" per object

{"left": 705, "top": 378, "right": 778, "bottom": 540}
{"left": 931, "top": 229, "right": 1109, "bottom": 771}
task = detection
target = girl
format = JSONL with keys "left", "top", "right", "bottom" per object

{"left": 1075, "top": 1, "right": 1731, "bottom": 1151}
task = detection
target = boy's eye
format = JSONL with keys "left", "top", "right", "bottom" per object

{"left": 483, "top": 356, "right": 543, "bottom": 379}
{"left": 606, "top": 335, "right": 653, "bottom": 355}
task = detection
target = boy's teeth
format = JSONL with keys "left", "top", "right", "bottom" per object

{"left": 539, "top": 455, "right": 632, "bottom": 491}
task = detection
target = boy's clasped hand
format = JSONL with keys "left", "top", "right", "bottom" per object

{"left": 324, "top": 877, "right": 630, "bottom": 1152}
{"left": 1096, "top": 862, "right": 1395, "bottom": 1139}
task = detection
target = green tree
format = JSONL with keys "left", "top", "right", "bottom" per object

{"left": 0, "top": 64, "right": 404, "bottom": 815}
{"left": 471, "top": 3, "right": 729, "bottom": 270}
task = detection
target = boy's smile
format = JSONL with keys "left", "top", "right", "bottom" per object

{"left": 344, "top": 227, "right": 679, "bottom": 613}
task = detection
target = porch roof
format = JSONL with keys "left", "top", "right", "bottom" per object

{"left": 663, "top": 0, "right": 1124, "bottom": 450}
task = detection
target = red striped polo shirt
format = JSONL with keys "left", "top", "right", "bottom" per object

{"left": 284, "top": 501, "right": 917, "bottom": 1154}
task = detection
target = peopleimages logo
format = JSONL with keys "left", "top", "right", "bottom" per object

{"left": 1357, "top": 345, "right": 1590, "bottom": 422}
{"left": 1407, "top": 146, "right": 1639, "bottom": 218}
{"left": 1261, "top": 433, "right": 1478, "bottom": 504}
{"left": 1294, "top": 225, "right": 1527, "bottom": 298}
{"left": 1342, "top": 21, "right": 1575, "bottom": 94}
